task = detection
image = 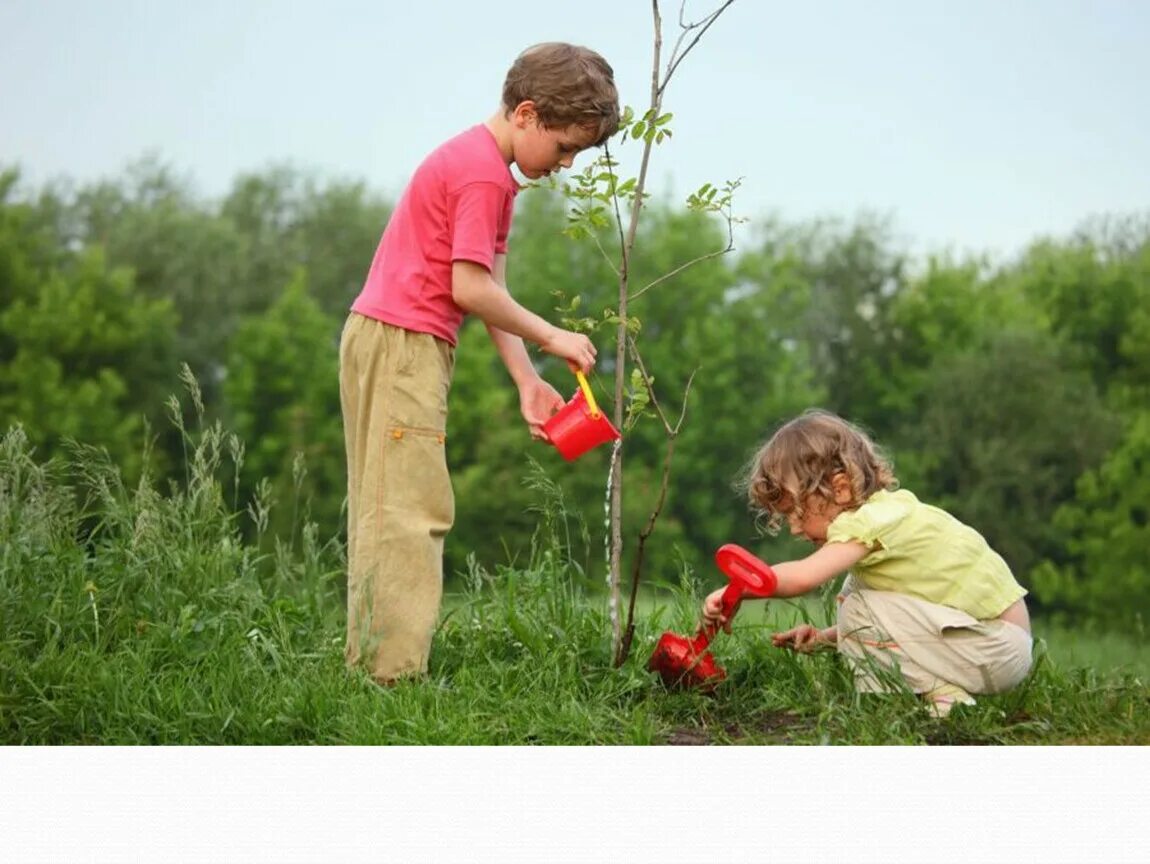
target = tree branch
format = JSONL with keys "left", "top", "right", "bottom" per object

{"left": 629, "top": 243, "right": 732, "bottom": 301}
{"left": 658, "top": 1, "right": 737, "bottom": 98}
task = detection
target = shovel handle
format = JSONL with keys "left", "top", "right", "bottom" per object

{"left": 695, "top": 581, "right": 744, "bottom": 648}
{"left": 575, "top": 370, "right": 601, "bottom": 418}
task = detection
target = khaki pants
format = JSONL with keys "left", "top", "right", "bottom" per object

{"left": 837, "top": 589, "right": 1033, "bottom": 697}
{"left": 339, "top": 313, "right": 455, "bottom": 682}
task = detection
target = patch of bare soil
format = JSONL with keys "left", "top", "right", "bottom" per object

{"left": 922, "top": 727, "right": 997, "bottom": 746}
{"left": 666, "top": 728, "right": 712, "bottom": 745}
{"left": 666, "top": 711, "right": 814, "bottom": 745}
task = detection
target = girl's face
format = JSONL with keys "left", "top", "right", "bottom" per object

{"left": 777, "top": 473, "right": 853, "bottom": 546}
{"left": 783, "top": 494, "right": 842, "bottom": 545}
{"left": 509, "top": 102, "right": 599, "bottom": 179}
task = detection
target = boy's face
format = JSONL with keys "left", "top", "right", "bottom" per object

{"left": 510, "top": 101, "right": 600, "bottom": 179}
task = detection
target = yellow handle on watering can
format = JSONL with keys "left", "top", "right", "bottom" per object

{"left": 575, "top": 370, "right": 601, "bottom": 418}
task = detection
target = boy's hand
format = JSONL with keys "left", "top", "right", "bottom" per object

{"left": 701, "top": 588, "right": 738, "bottom": 634}
{"left": 541, "top": 328, "right": 596, "bottom": 375}
{"left": 517, "top": 377, "right": 565, "bottom": 440}
{"left": 771, "top": 624, "right": 830, "bottom": 654}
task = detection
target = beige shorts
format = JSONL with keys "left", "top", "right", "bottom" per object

{"left": 837, "top": 589, "right": 1033, "bottom": 696}
{"left": 339, "top": 313, "right": 455, "bottom": 682}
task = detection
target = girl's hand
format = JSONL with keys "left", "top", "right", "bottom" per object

{"left": 701, "top": 588, "right": 738, "bottom": 634}
{"left": 771, "top": 624, "right": 829, "bottom": 654}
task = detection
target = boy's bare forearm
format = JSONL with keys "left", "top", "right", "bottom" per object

{"left": 485, "top": 324, "right": 539, "bottom": 386}
{"left": 453, "top": 263, "right": 556, "bottom": 347}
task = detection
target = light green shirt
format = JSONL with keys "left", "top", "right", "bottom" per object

{"left": 826, "top": 488, "right": 1026, "bottom": 620}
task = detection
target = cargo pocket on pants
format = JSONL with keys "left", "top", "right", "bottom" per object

{"left": 385, "top": 425, "right": 454, "bottom": 534}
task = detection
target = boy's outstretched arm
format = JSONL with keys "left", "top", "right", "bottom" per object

{"left": 452, "top": 259, "right": 596, "bottom": 373}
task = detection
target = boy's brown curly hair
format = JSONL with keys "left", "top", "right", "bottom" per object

{"left": 740, "top": 409, "right": 898, "bottom": 534}
{"left": 501, "top": 43, "right": 620, "bottom": 146}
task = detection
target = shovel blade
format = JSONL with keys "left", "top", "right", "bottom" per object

{"left": 648, "top": 631, "right": 727, "bottom": 691}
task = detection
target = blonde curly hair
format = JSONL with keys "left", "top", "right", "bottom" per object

{"left": 741, "top": 409, "right": 898, "bottom": 535}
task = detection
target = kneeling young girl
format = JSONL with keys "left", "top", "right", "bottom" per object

{"left": 703, "top": 409, "right": 1032, "bottom": 717}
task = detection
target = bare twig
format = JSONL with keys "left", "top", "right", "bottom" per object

{"left": 615, "top": 429, "right": 678, "bottom": 665}
{"left": 630, "top": 185, "right": 739, "bottom": 300}
{"left": 658, "top": 1, "right": 737, "bottom": 98}
{"left": 626, "top": 334, "right": 697, "bottom": 437}
{"left": 629, "top": 244, "right": 732, "bottom": 301}
{"left": 603, "top": 141, "right": 629, "bottom": 273}
{"left": 590, "top": 231, "right": 621, "bottom": 278}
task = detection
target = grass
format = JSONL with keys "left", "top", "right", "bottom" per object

{"left": 2, "top": 420, "right": 1148, "bottom": 746}
{"left": 1035, "top": 620, "right": 1150, "bottom": 679}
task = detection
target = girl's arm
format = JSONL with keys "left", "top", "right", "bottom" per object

{"left": 702, "top": 540, "right": 870, "bottom": 629}
{"left": 770, "top": 540, "right": 870, "bottom": 597}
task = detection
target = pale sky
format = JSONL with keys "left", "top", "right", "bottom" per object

{"left": 3, "top": 0, "right": 1148, "bottom": 260}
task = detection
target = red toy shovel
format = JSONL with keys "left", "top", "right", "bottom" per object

{"left": 648, "top": 544, "right": 778, "bottom": 691}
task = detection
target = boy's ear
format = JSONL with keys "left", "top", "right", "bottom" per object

{"left": 831, "top": 472, "right": 853, "bottom": 505}
{"left": 510, "top": 100, "right": 538, "bottom": 127}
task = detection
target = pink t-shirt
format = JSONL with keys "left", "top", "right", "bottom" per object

{"left": 351, "top": 124, "right": 519, "bottom": 346}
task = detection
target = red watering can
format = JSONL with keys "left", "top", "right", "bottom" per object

{"left": 542, "top": 370, "right": 620, "bottom": 461}
{"left": 648, "top": 544, "right": 778, "bottom": 691}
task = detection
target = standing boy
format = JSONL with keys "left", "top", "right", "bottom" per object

{"left": 341, "top": 43, "right": 620, "bottom": 684}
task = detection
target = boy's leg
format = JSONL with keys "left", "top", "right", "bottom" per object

{"left": 340, "top": 314, "right": 366, "bottom": 669}
{"left": 340, "top": 315, "right": 455, "bottom": 682}
{"left": 837, "top": 590, "right": 1033, "bottom": 700}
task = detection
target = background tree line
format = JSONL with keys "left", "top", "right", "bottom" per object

{"left": 1, "top": 160, "right": 1147, "bottom": 627}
